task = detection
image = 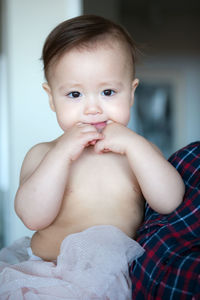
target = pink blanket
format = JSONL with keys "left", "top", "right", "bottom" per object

{"left": 0, "top": 225, "right": 144, "bottom": 299}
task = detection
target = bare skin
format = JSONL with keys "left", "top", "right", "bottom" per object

{"left": 30, "top": 137, "right": 144, "bottom": 260}
{"left": 14, "top": 42, "right": 185, "bottom": 261}
{"left": 15, "top": 122, "right": 184, "bottom": 261}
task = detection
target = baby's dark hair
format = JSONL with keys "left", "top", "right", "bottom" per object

{"left": 42, "top": 14, "right": 137, "bottom": 80}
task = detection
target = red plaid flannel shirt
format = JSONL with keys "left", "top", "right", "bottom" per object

{"left": 130, "top": 141, "right": 200, "bottom": 300}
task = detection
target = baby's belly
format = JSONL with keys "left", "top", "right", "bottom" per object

{"left": 31, "top": 150, "right": 144, "bottom": 261}
{"left": 31, "top": 195, "right": 143, "bottom": 261}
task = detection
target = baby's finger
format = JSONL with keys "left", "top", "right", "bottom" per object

{"left": 94, "top": 140, "right": 106, "bottom": 154}
{"left": 77, "top": 123, "right": 98, "bottom": 133}
{"left": 83, "top": 132, "right": 103, "bottom": 146}
{"left": 86, "top": 140, "right": 97, "bottom": 147}
{"left": 89, "top": 140, "right": 97, "bottom": 145}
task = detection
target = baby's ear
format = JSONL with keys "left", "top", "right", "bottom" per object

{"left": 130, "top": 78, "right": 139, "bottom": 106}
{"left": 42, "top": 82, "right": 55, "bottom": 112}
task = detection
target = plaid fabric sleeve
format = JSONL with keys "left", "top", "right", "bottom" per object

{"left": 130, "top": 141, "right": 200, "bottom": 300}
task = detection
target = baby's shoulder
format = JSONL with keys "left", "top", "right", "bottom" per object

{"left": 26, "top": 141, "right": 53, "bottom": 160}
{"left": 19, "top": 140, "right": 55, "bottom": 185}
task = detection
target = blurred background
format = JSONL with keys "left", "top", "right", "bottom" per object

{"left": 0, "top": 0, "right": 199, "bottom": 248}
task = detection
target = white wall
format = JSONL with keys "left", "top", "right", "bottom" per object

{"left": 1, "top": 0, "right": 82, "bottom": 246}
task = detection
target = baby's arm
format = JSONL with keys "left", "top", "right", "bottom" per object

{"left": 125, "top": 134, "right": 185, "bottom": 214}
{"left": 15, "top": 124, "right": 103, "bottom": 230}
{"left": 95, "top": 123, "right": 185, "bottom": 214}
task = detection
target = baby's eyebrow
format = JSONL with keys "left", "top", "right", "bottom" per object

{"left": 99, "top": 81, "right": 123, "bottom": 88}
{"left": 58, "top": 82, "right": 82, "bottom": 92}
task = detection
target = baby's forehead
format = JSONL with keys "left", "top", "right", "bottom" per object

{"left": 48, "top": 38, "right": 133, "bottom": 81}
{"left": 72, "top": 38, "right": 131, "bottom": 59}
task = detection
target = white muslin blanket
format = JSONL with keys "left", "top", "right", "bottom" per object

{"left": 0, "top": 225, "right": 144, "bottom": 299}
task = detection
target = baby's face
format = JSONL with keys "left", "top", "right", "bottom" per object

{"left": 43, "top": 41, "right": 138, "bottom": 132}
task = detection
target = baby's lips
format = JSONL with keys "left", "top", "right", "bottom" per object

{"left": 95, "top": 120, "right": 113, "bottom": 132}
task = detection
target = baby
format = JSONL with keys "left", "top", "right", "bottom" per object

{"left": 12, "top": 14, "right": 184, "bottom": 298}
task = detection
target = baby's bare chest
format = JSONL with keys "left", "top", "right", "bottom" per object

{"left": 31, "top": 149, "right": 143, "bottom": 260}
{"left": 69, "top": 149, "right": 137, "bottom": 198}
{"left": 57, "top": 149, "right": 141, "bottom": 222}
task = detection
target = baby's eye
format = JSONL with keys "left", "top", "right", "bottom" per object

{"left": 101, "top": 89, "right": 115, "bottom": 96}
{"left": 67, "top": 91, "right": 82, "bottom": 98}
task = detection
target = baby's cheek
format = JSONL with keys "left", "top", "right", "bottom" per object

{"left": 110, "top": 102, "right": 130, "bottom": 123}
{"left": 56, "top": 111, "right": 76, "bottom": 131}
{"left": 116, "top": 111, "right": 130, "bottom": 126}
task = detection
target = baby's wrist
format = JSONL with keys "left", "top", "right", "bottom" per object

{"left": 53, "top": 141, "right": 72, "bottom": 164}
{"left": 124, "top": 131, "right": 141, "bottom": 157}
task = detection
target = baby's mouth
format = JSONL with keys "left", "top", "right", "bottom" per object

{"left": 91, "top": 121, "right": 107, "bottom": 132}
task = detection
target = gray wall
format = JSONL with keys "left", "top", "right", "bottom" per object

{"left": 85, "top": 0, "right": 200, "bottom": 153}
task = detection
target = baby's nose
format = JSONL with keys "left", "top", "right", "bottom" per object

{"left": 84, "top": 98, "right": 102, "bottom": 115}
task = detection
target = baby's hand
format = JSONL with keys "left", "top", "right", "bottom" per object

{"left": 94, "top": 122, "right": 134, "bottom": 155}
{"left": 56, "top": 123, "right": 103, "bottom": 161}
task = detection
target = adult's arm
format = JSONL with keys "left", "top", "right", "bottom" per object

{"left": 130, "top": 141, "right": 200, "bottom": 300}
